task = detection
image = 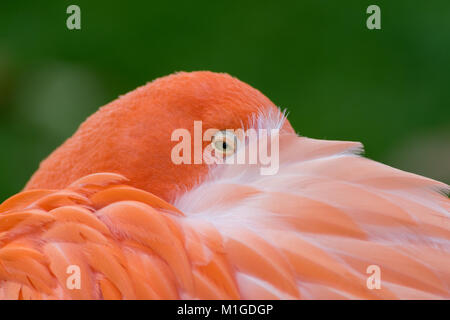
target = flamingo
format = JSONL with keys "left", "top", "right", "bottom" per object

{"left": 0, "top": 71, "right": 448, "bottom": 300}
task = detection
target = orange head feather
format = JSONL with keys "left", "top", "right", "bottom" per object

{"left": 25, "top": 71, "right": 293, "bottom": 201}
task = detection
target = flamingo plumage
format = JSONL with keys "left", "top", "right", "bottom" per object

{"left": 0, "top": 71, "right": 449, "bottom": 299}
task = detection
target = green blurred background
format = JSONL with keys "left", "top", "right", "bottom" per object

{"left": 0, "top": 0, "right": 449, "bottom": 201}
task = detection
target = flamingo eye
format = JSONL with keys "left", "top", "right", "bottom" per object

{"left": 211, "top": 130, "right": 238, "bottom": 157}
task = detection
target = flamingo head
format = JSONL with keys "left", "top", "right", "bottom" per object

{"left": 25, "top": 71, "right": 295, "bottom": 202}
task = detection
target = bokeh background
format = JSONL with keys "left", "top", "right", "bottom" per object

{"left": 0, "top": 0, "right": 449, "bottom": 201}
